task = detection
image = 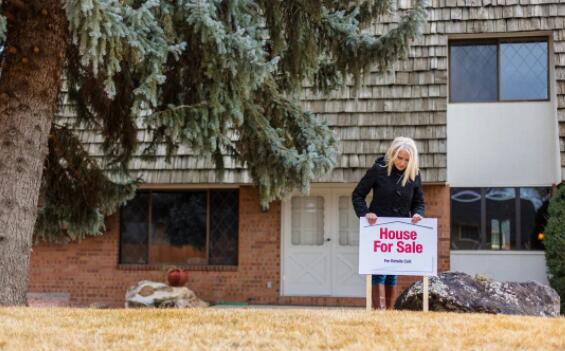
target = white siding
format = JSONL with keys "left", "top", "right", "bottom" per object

{"left": 450, "top": 251, "right": 549, "bottom": 284}
{"left": 447, "top": 101, "right": 560, "bottom": 186}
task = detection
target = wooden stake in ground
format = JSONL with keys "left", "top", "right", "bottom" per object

{"left": 366, "top": 275, "right": 372, "bottom": 311}
{"left": 423, "top": 276, "right": 429, "bottom": 312}
{"left": 366, "top": 275, "right": 429, "bottom": 311}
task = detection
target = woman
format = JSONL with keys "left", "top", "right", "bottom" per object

{"left": 351, "top": 136, "right": 425, "bottom": 310}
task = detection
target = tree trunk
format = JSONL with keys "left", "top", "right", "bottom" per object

{"left": 0, "top": 2, "right": 68, "bottom": 305}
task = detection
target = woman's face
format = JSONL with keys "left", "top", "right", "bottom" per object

{"left": 394, "top": 149, "right": 410, "bottom": 171}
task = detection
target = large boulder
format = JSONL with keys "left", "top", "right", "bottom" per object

{"left": 125, "top": 280, "right": 209, "bottom": 308}
{"left": 395, "top": 272, "right": 560, "bottom": 317}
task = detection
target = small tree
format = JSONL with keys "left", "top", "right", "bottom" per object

{"left": 545, "top": 185, "right": 565, "bottom": 313}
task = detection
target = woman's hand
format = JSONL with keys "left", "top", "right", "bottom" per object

{"left": 411, "top": 214, "right": 423, "bottom": 224}
{"left": 366, "top": 213, "right": 378, "bottom": 225}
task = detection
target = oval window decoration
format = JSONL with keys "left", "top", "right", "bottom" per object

{"left": 451, "top": 190, "right": 481, "bottom": 203}
{"left": 485, "top": 188, "right": 515, "bottom": 202}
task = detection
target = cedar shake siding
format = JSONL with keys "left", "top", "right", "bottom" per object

{"left": 56, "top": 0, "right": 565, "bottom": 184}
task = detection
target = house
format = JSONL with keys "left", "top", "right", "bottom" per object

{"left": 28, "top": 0, "right": 565, "bottom": 307}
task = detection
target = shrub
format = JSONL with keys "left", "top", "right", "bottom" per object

{"left": 545, "top": 186, "right": 565, "bottom": 314}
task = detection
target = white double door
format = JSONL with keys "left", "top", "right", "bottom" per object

{"left": 281, "top": 188, "right": 366, "bottom": 297}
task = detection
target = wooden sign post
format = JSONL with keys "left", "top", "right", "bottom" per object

{"left": 365, "top": 275, "right": 430, "bottom": 311}
{"left": 366, "top": 275, "right": 372, "bottom": 311}
{"left": 365, "top": 274, "right": 430, "bottom": 312}
{"left": 423, "top": 276, "right": 429, "bottom": 312}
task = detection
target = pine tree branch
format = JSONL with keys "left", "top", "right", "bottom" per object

{"left": 35, "top": 126, "right": 137, "bottom": 242}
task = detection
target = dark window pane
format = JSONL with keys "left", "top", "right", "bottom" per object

{"left": 209, "top": 190, "right": 239, "bottom": 265}
{"left": 450, "top": 44, "right": 497, "bottom": 102}
{"left": 150, "top": 192, "right": 207, "bottom": 265}
{"left": 451, "top": 188, "right": 482, "bottom": 250}
{"left": 486, "top": 188, "right": 516, "bottom": 250}
{"left": 520, "top": 187, "right": 550, "bottom": 250}
{"left": 500, "top": 41, "right": 548, "bottom": 100}
{"left": 120, "top": 192, "right": 149, "bottom": 264}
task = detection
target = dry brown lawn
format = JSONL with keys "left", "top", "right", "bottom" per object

{"left": 0, "top": 307, "right": 563, "bottom": 351}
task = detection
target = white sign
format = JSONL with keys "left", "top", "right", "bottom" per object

{"left": 358, "top": 217, "right": 437, "bottom": 276}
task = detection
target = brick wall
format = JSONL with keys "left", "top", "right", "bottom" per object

{"left": 29, "top": 186, "right": 282, "bottom": 307}
{"left": 28, "top": 184, "right": 450, "bottom": 307}
{"left": 424, "top": 184, "right": 451, "bottom": 273}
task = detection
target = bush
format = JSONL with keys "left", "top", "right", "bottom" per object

{"left": 545, "top": 185, "right": 565, "bottom": 314}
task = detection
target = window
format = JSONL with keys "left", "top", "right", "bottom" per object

{"left": 451, "top": 187, "right": 550, "bottom": 250}
{"left": 449, "top": 188, "right": 482, "bottom": 249}
{"left": 449, "top": 38, "right": 549, "bottom": 102}
{"left": 339, "top": 196, "right": 359, "bottom": 247}
{"left": 291, "top": 196, "right": 324, "bottom": 246}
{"left": 450, "top": 43, "right": 498, "bottom": 102}
{"left": 119, "top": 189, "right": 239, "bottom": 265}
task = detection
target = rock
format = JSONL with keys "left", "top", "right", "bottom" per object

{"left": 395, "top": 272, "right": 560, "bottom": 317}
{"left": 125, "top": 280, "right": 209, "bottom": 308}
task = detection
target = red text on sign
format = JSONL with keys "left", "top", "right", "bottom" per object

{"left": 380, "top": 227, "right": 417, "bottom": 240}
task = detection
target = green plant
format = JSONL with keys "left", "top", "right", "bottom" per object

{"left": 545, "top": 186, "right": 565, "bottom": 314}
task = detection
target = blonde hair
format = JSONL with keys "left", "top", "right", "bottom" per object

{"left": 384, "top": 137, "right": 419, "bottom": 186}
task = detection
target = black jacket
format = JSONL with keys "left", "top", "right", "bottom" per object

{"left": 352, "top": 156, "right": 425, "bottom": 218}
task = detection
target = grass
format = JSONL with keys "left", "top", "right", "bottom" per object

{"left": 0, "top": 307, "right": 563, "bottom": 350}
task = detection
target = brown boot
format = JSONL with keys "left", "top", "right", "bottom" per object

{"left": 372, "top": 284, "right": 385, "bottom": 310}
{"left": 385, "top": 285, "right": 398, "bottom": 310}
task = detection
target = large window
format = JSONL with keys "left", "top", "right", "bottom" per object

{"left": 451, "top": 187, "right": 550, "bottom": 250}
{"left": 120, "top": 189, "right": 239, "bottom": 266}
{"left": 449, "top": 38, "right": 549, "bottom": 102}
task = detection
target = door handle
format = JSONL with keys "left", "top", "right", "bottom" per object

{"left": 325, "top": 238, "right": 331, "bottom": 242}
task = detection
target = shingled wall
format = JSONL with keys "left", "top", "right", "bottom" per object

{"left": 58, "top": 0, "right": 565, "bottom": 185}
{"left": 306, "top": 0, "right": 565, "bottom": 184}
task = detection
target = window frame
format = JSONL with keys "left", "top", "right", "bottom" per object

{"left": 118, "top": 188, "right": 240, "bottom": 267}
{"left": 448, "top": 37, "right": 550, "bottom": 103}
{"left": 450, "top": 186, "right": 552, "bottom": 251}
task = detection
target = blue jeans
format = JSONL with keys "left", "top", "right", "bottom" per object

{"left": 372, "top": 274, "right": 398, "bottom": 286}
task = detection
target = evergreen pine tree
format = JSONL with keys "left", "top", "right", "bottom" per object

{"left": 0, "top": 0, "right": 426, "bottom": 305}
